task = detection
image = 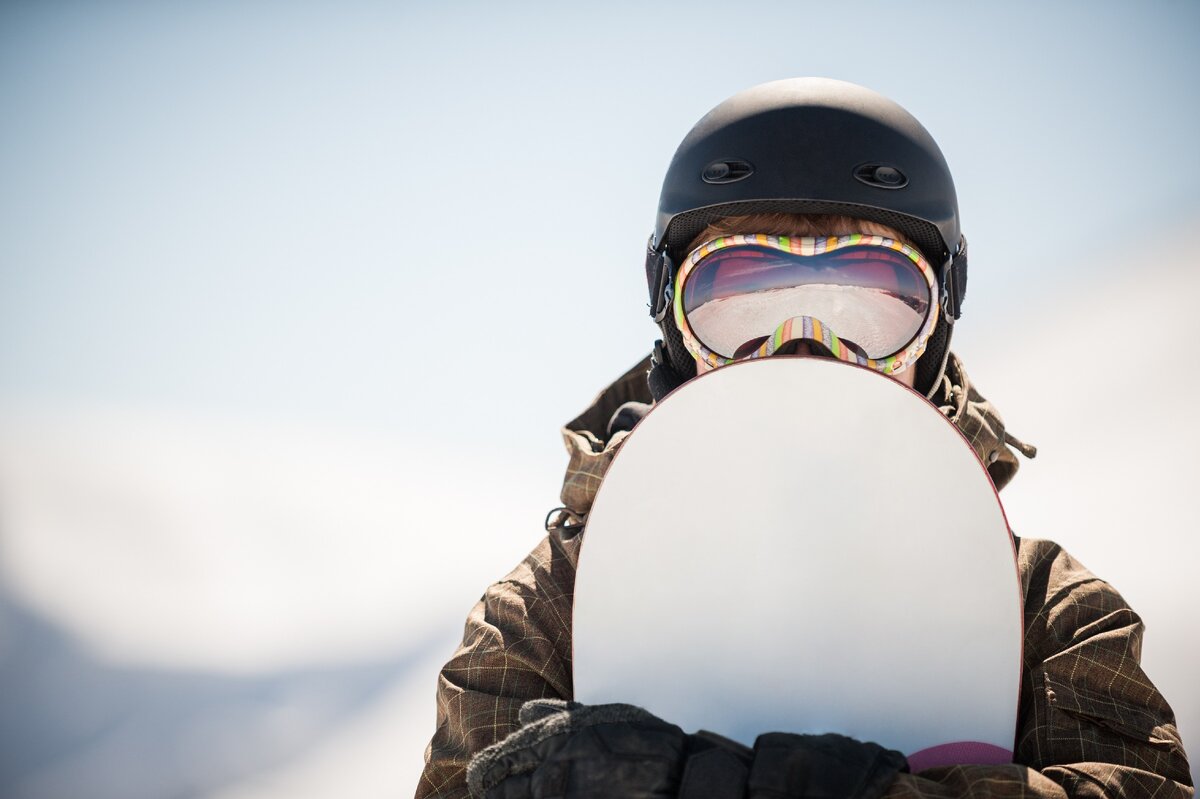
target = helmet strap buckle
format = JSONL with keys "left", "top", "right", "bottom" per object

{"left": 939, "top": 236, "right": 969, "bottom": 323}
{"left": 939, "top": 261, "right": 956, "bottom": 326}
{"left": 650, "top": 249, "right": 676, "bottom": 324}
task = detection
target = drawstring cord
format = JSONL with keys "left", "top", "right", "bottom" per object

{"left": 545, "top": 507, "right": 586, "bottom": 538}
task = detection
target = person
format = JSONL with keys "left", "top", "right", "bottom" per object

{"left": 415, "top": 78, "right": 1193, "bottom": 798}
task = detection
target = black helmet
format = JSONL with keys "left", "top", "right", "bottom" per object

{"left": 645, "top": 77, "right": 967, "bottom": 399}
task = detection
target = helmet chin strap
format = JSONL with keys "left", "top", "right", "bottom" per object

{"left": 915, "top": 241, "right": 964, "bottom": 400}
{"left": 918, "top": 322, "right": 953, "bottom": 400}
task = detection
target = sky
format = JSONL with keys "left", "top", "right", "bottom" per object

{"left": 1, "top": 1, "right": 1198, "bottom": 796}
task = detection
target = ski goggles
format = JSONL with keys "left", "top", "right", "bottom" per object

{"left": 673, "top": 234, "right": 940, "bottom": 375}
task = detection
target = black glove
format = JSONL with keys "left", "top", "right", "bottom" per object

{"left": 466, "top": 699, "right": 751, "bottom": 799}
{"left": 747, "top": 732, "right": 908, "bottom": 799}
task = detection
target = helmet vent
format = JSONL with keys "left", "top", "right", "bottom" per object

{"left": 854, "top": 163, "right": 908, "bottom": 189}
{"left": 701, "top": 159, "right": 754, "bottom": 184}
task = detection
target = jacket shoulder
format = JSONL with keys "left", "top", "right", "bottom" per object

{"left": 416, "top": 532, "right": 581, "bottom": 799}
{"left": 1013, "top": 537, "right": 1191, "bottom": 790}
{"left": 1016, "top": 537, "right": 1136, "bottom": 657}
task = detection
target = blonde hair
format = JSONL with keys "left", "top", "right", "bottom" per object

{"left": 686, "top": 213, "right": 914, "bottom": 254}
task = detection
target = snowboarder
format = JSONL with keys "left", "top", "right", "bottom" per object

{"left": 416, "top": 78, "right": 1192, "bottom": 799}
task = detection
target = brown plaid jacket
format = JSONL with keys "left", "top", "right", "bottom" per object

{"left": 416, "top": 355, "right": 1192, "bottom": 798}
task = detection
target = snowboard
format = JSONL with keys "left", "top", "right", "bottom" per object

{"left": 572, "top": 357, "right": 1022, "bottom": 771}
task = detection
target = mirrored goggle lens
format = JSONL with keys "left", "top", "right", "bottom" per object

{"left": 681, "top": 245, "right": 931, "bottom": 360}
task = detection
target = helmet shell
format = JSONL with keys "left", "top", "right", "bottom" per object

{"left": 654, "top": 78, "right": 960, "bottom": 267}
{"left": 645, "top": 78, "right": 965, "bottom": 401}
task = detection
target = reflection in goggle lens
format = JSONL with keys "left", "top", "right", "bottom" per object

{"left": 683, "top": 245, "right": 930, "bottom": 360}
